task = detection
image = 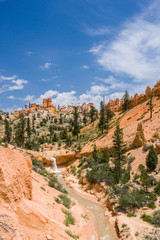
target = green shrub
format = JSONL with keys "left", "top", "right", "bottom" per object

{"left": 40, "top": 186, "right": 45, "bottom": 191}
{"left": 55, "top": 197, "right": 61, "bottom": 204}
{"left": 127, "top": 213, "right": 134, "bottom": 217}
{"left": 58, "top": 194, "right": 71, "bottom": 209}
{"left": 70, "top": 165, "right": 76, "bottom": 175}
{"left": 151, "top": 210, "right": 160, "bottom": 227}
{"left": 62, "top": 209, "right": 75, "bottom": 226}
{"left": 65, "top": 230, "right": 79, "bottom": 239}
{"left": 141, "top": 213, "right": 152, "bottom": 223}
{"left": 147, "top": 203, "right": 156, "bottom": 209}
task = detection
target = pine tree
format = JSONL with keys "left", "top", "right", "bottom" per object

{"left": 59, "top": 113, "right": 63, "bottom": 124}
{"left": 49, "top": 125, "right": 54, "bottom": 137}
{"left": 105, "top": 107, "right": 115, "bottom": 133}
{"left": 83, "top": 114, "right": 87, "bottom": 126}
{"left": 148, "top": 94, "right": 153, "bottom": 119}
{"left": 146, "top": 146, "right": 158, "bottom": 171}
{"left": 138, "top": 164, "right": 151, "bottom": 192}
{"left": 72, "top": 107, "right": 80, "bottom": 140}
{"left": 26, "top": 117, "right": 31, "bottom": 141}
{"left": 32, "top": 115, "right": 36, "bottom": 133}
{"left": 4, "top": 118, "right": 12, "bottom": 142}
{"left": 122, "top": 90, "right": 130, "bottom": 111}
{"left": 89, "top": 105, "right": 96, "bottom": 123}
{"left": 112, "top": 125, "right": 126, "bottom": 183}
{"left": 92, "top": 144, "right": 98, "bottom": 160}
{"left": 15, "top": 114, "right": 25, "bottom": 146}
{"left": 98, "top": 101, "right": 105, "bottom": 134}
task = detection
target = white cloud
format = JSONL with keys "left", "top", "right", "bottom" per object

{"left": 8, "top": 79, "right": 28, "bottom": 91}
{"left": 40, "top": 62, "right": 53, "bottom": 69}
{"left": 89, "top": 2, "right": 160, "bottom": 87}
{"left": 0, "top": 75, "right": 28, "bottom": 93}
{"left": 81, "top": 65, "right": 89, "bottom": 69}
{"left": 52, "top": 91, "right": 77, "bottom": 107}
{"left": 8, "top": 95, "right": 15, "bottom": 99}
{"left": 0, "top": 75, "right": 17, "bottom": 81}
{"left": 40, "top": 76, "right": 58, "bottom": 82}
{"left": 95, "top": 76, "right": 117, "bottom": 84}
{"left": 36, "top": 90, "right": 59, "bottom": 104}
{"left": 21, "top": 95, "right": 35, "bottom": 101}
{"left": 25, "top": 51, "right": 32, "bottom": 56}
{"left": 85, "top": 26, "right": 110, "bottom": 36}
{"left": 87, "top": 85, "right": 109, "bottom": 95}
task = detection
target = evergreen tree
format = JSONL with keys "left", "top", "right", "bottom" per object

{"left": 15, "top": 114, "right": 25, "bottom": 146}
{"left": 32, "top": 115, "right": 35, "bottom": 133}
{"left": 59, "top": 113, "right": 63, "bottom": 124}
{"left": 138, "top": 164, "right": 151, "bottom": 192}
{"left": 105, "top": 107, "right": 115, "bottom": 133}
{"left": 53, "top": 132, "right": 58, "bottom": 142}
{"left": 93, "top": 144, "right": 98, "bottom": 160}
{"left": 148, "top": 94, "right": 153, "bottom": 119}
{"left": 72, "top": 107, "right": 80, "bottom": 140}
{"left": 65, "top": 135, "right": 72, "bottom": 147}
{"left": 89, "top": 105, "right": 96, "bottom": 123}
{"left": 4, "top": 118, "right": 12, "bottom": 142}
{"left": 83, "top": 114, "right": 87, "bottom": 126}
{"left": 54, "top": 117, "right": 57, "bottom": 124}
{"left": 146, "top": 146, "right": 158, "bottom": 171}
{"left": 26, "top": 117, "right": 31, "bottom": 141}
{"left": 122, "top": 90, "right": 130, "bottom": 111}
{"left": 49, "top": 125, "right": 54, "bottom": 137}
{"left": 60, "top": 128, "right": 68, "bottom": 140}
{"left": 98, "top": 101, "right": 105, "bottom": 134}
{"left": 112, "top": 125, "right": 126, "bottom": 183}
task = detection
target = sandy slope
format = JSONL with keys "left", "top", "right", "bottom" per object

{"left": 0, "top": 147, "right": 98, "bottom": 240}
{"left": 81, "top": 97, "right": 160, "bottom": 154}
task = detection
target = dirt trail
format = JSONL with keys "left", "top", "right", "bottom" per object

{"left": 57, "top": 169, "right": 118, "bottom": 240}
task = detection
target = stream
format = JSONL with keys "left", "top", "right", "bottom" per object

{"left": 57, "top": 171, "right": 117, "bottom": 240}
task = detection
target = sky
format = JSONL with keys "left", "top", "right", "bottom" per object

{"left": 0, "top": 0, "right": 160, "bottom": 112}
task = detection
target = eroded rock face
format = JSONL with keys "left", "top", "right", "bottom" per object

{"left": 59, "top": 103, "right": 96, "bottom": 120}
{"left": 106, "top": 81, "right": 160, "bottom": 112}
{"left": 0, "top": 146, "right": 32, "bottom": 203}
{"left": 132, "top": 123, "right": 145, "bottom": 148}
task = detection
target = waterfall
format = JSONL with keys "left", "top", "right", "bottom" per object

{"left": 51, "top": 157, "right": 60, "bottom": 173}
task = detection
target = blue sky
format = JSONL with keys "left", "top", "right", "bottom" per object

{"left": 0, "top": 0, "right": 160, "bottom": 112}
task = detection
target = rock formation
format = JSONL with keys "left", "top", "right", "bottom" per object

{"left": 106, "top": 80, "right": 160, "bottom": 112}
{"left": 14, "top": 98, "right": 57, "bottom": 116}
{"left": 0, "top": 146, "right": 32, "bottom": 203}
{"left": 59, "top": 103, "right": 96, "bottom": 120}
{"left": 132, "top": 123, "right": 145, "bottom": 148}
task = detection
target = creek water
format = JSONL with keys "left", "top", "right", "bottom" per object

{"left": 57, "top": 172, "right": 117, "bottom": 240}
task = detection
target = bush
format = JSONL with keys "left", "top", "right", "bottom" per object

{"left": 70, "top": 165, "right": 76, "bottom": 175}
{"left": 147, "top": 203, "right": 156, "bottom": 209}
{"left": 58, "top": 194, "right": 71, "bottom": 209}
{"left": 151, "top": 210, "right": 160, "bottom": 227}
{"left": 65, "top": 230, "right": 79, "bottom": 239}
{"left": 141, "top": 213, "right": 152, "bottom": 223}
{"left": 127, "top": 213, "right": 134, "bottom": 217}
{"left": 62, "top": 209, "right": 75, "bottom": 226}
{"left": 154, "top": 181, "right": 160, "bottom": 195}
{"left": 55, "top": 197, "right": 61, "bottom": 204}
{"left": 118, "top": 189, "right": 147, "bottom": 212}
